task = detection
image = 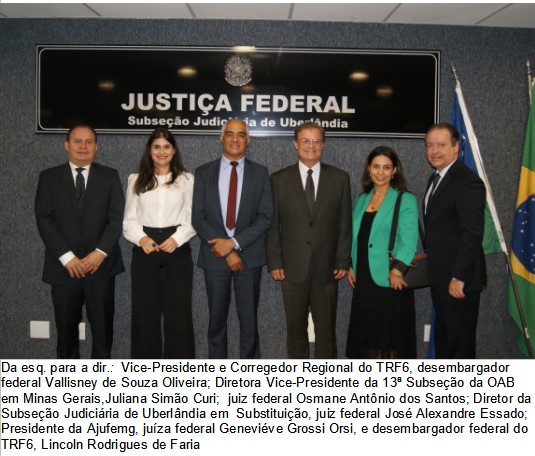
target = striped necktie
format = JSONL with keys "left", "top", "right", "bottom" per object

{"left": 75, "top": 167, "right": 85, "bottom": 209}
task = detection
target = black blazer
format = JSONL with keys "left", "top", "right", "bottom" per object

{"left": 266, "top": 163, "right": 352, "bottom": 284}
{"left": 192, "top": 157, "right": 273, "bottom": 270}
{"left": 423, "top": 159, "right": 486, "bottom": 292}
{"left": 35, "top": 162, "right": 125, "bottom": 284}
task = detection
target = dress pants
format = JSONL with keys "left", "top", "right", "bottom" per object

{"left": 51, "top": 276, "right": 115, "bottom": 359}
{"left": 282, "top": 269, "right": 338, "bottom": 359}
{"left": 131, "top": 238, "right": 194, "bottom": 359}
{"left": 204, "top": 266, "right": 262, "bottom": 359}
{"left": 431, "top": 287, "right": 480, "bottom": 359}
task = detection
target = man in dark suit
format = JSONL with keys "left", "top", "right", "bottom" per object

{"left": 35, "top": 124, "right": 124, "bottom": 359}
{"left": 192, "top": 119, "right": 272, "bottom": 359}
{"left": 267, "top": 121, "right": 352, "bottom": 359}
{"left": 424, "top": 123, "right": 486, "bottom": 359}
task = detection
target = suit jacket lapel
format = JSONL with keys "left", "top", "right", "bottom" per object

{"left": 81, "top": 162, "right": 103, "bottom": 213}
{"left": 236, "top": 159, "right": 253, "bottom": 227}
{"left": 211, "top": 160, "right": 225, "bottom": 227}
{"left": 424, "top": 173, "right": 435, "bottom": 195}
{"left": 313, "top": 164, "right": 330, "bottom": 217}
{"left": 60, "top": 163, "right": 80, "bottom": 212}
{"left": 426, "top": 160, "right": 458, "bottom": 216}
{"left": 423, "top": 172, "right": 435, "bottom": 215}
{"left": 83, "top": 163, "right": 97, "bottom": 200}
{"left": 289, "top": 164, "right": 310, "bottom": 216}
{"left": 429, "top": 170, "right": 450, "bottom": 202}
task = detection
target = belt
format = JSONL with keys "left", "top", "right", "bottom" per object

{"left": 142, "top": 225, "right": 179, "bottom": 244}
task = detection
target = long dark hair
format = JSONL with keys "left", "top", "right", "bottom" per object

{"left": 134, "top": 128, "right": 186, "bottom": 194}
{"left": 361, "top": 146, "right": 408, "bottom": 193}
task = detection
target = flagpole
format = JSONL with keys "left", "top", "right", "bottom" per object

{"left": 528, "top": 60, "right": 533, "bottom": 105}
{"left": 450, "top": 63, "right": 508, "bottom": 253}
{"left": 451, "top": 63, "right": 533, "bottom": 358}
{"left": 526, "top": 59, "right": 533, "bottom": 106}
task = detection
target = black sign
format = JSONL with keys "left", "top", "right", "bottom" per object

{"left": 36, "top": 45, "right": 440, "bottom": 137}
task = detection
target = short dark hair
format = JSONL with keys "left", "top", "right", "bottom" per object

{"left": 426, "top": 122, "right": 459, "bottom": 146}
{"left": 294, "top": 121, "right": 325, "bottom": 142}
{"left": 361, "top": 146, "right": 408, "bottom": 193}
{"left": 66, "top": 124, "right": 97, "bottom": 143}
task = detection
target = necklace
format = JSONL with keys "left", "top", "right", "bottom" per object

{"left": 369, "top": 193, "right": 386, "bottom": 211}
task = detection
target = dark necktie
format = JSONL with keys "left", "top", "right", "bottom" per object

{"left": 429, "top": 172, "right": 441, "bottom": 197}
{"left": 226, "top": 161, "right": 238, "bottom": 230}
{"left": 305, "top": 169, "right": 315, "bottom": 212}
{"left": 75, "top": 167, "right": 85, "bottom": 209}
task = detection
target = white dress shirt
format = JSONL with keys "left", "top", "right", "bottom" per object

{"left": 69, "top": 161, "right": 90, "bottom": 187}
{"left": 123, "top": 172, "right": 196, "bottom": 246}
{"left": 298, "top": 160, "right": 321, "bottom": 199}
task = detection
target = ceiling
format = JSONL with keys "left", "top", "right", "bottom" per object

{"left": 0, "top": 2, "right": 535, "bottom": 28}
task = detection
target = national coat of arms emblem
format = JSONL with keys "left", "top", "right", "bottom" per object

{"left": 224, "top": 55, "right": 253, "bottom": 87}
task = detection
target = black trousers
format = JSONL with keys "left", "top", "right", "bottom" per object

{"left": 204, "top": 266, "right": 262, "bottom": 359}
{"left": 431, "top": 287, "right": 480, "bottom": 359}
{"left": 51, "top": 276, "right": 115, "bottom": 359}
{"left": 281, "top": 269, "right": 338, "bottom": 359}
{"left": 131, "top": 230, "right": 194, "bottom": 359}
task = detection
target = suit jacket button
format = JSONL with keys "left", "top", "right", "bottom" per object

{"left": 307, "top": 241, "right": 311, "bottom": 245}
{"left": 369, "top": 244, "right": 373, "bottom": 248}
{"left": 309, "top": 223, "right": 313, "bottom": 227}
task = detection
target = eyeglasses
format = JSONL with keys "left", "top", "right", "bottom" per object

{"left": 297, "top": 139, "right": 323, "bottom": 146}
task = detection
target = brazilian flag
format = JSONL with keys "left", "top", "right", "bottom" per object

{"left": 508, "top": 84, "right": 535, "bottom": 356}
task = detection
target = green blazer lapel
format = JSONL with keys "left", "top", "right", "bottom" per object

{"left": 369, "top": 187, "right": 398, "bottom": 240}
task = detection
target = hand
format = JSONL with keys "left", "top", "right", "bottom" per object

{"left": 449, "top": 278, "right": 465, "bottom": 299}
{"left": 333, "top": 269, "right": 347, "bottom": 280}
{"left": 159, "top": 237, "right": 179, "bottom": 253}
{"left": 139, "top": 236, "right": 160, "bottom": 254}
{"left": 226, "top": 251, "right": 244, "bottom": 272}
{"left": 81, "top": 250, "right": 106, "bottom": 275}
{"left": 270, "top": 269, "right": 285, "bottom": 281}
{"left": 346, "top": 268, "right": 356, "bottom": 288}
{"left": 209, "top": 238, "right": 235, "bottom": 258}
{"left": 65, "top": 256, "right": 86, "bottom": 279}
{"left": 389, "top": 268, "right": 408, "bottom": 290}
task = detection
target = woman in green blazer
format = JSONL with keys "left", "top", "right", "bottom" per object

{"left": 346, "top": 146, "right": 418, "bottom": 359}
